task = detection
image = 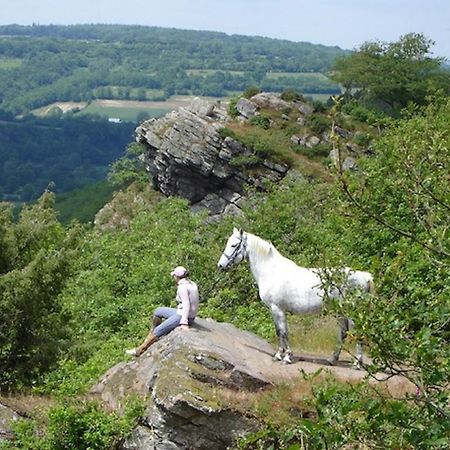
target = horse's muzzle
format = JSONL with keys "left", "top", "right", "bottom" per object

{"left": 217, "top": 262, "right": 228, "bottom": 271}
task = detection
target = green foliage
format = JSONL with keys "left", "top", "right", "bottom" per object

{"left": 249, "top": 114, "right": 271, "bottom": 130}
{"left": 0, "top": 115, "right": 134, "bottom": 202}
{"left": 1, "top": 80, "right": 449, "bottom": 447}
{"left": 2, "top": 397, "right": 144, "bottom": 450}
{"left": 228, "top": 97, "right": 240, "bottom": 118}
{"left": 107, "top": 142, "right": 148, "bottom": 188}
{"left": 243, "top": 87, "right": 261, "bottom": 99}
{"left": 238, "top": 378, "right": 450, "bottom": 449}
{"left": 229, "top": 127, "right": 294, "bottom": 166}
{"left": 351, "top": 130, "right": 372, "bottom": 147}
{"left": 229, "top": 155, "right": 262, "bottom": 169}
{"left": 0, "top": 192, "right": 83, "bottom": 388}
{"left": 280, "top": 89, "right": 305, "bottom": 102}
{"left": 38, "top": 196, "right": 224, "bottom": 395}
{"left": 336, "top": 100, "right": 450, "bottom": 394}
{"left": 331, "top": 33, "right": 448, "bottom": 112}
{"left": 54, "top": 180, "right": 115, "bottom": 224}
{"left": 217, "top": 127, "right": 238, "bottom": 140}
{"left": 294, "top": 143, "right": 331, "bottom": 159}
{"left": 305, "top": 114, "right": 332, "bottom": 135}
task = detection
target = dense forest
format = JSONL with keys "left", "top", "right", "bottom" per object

{"left": 0, "top": 24, "right": 343, "bottom": 114}
{"left": 0, "top": 32, "right": 449, "bottom": 449}
{"left": 0, "top": 115, "right": 134, "bottom": 203}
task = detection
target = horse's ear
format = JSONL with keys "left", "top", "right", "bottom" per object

{"left": 233, "top": 227, "right": 239, "bottom": 235}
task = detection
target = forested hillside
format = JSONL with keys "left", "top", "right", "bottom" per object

{"left": 0, "top": 115, "right": 134, "bottom": 202}
{"left": 0, "top": 24, "right": 343, "bottom": 114}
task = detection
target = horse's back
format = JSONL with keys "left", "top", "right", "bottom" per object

{"left": 346, "top": 268, "right": 374, "bottom": 292}
{"left": 259, "top": 262, "right": 324, "bottom": 313}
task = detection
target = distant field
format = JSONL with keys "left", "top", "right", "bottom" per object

{"left": 0, "top": 57, "right": 22, "bottom": 69}
{"left": 80, "top": 102, "right": 170, "bottom": 122}
{"left": 185, "top": 69, "right": 246, "bottom": 76}
{"left": 32, "top": 96, "right": 227, "bottom": 122}
{"left": 266, "top": 72, "right": 330, "bottom": 80}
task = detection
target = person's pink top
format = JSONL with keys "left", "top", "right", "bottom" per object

{"left": 176, "top": 278, "right": 199, "bottom": 325}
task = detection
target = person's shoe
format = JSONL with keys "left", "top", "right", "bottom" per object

{"left": 125, "top": 348, "right": 137, "bottom": 356}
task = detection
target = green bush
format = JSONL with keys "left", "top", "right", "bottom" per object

{"left": 352, "top": 130, "right": 372, "bottom": 147}
{"left": 305, "top": 114, "right": 332, "bottom": 134}
{"left": 4, "top": 398, "right": 144, "bottom": 450}
{"left": 229, "top": 155, "right": 262, "bottom": 169}
{"left": 280, "top": 89, "right": 305, "bottom": 102}
{"left": 249, "top": 114, "right": 271, "bottom": 130}
{"left": 294, "top": 142, "right": 331, "bottom": 158}
{"left": 218, "top": 127, "right": 238, "bottom": 140}
{"left": 0, "top": 192, "right": 83, "bottom": 388}
{"left": 228, "top": 97, "right": 240, "bottom": 118}
{"left": 243, "top": 86, "right": 261, "bottom": 99}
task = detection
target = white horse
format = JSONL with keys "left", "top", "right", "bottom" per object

{"left": 217, "top": 228, "right": 374, "bottom": 366}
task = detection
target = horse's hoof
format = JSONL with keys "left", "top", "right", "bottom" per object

{"left": 272, "top": 353, "right": 283, "bottom": 361}
{"left": 352, "top": 361, "right": 363, "bottom": 371}
{"left": 325, "top": 358, "right": 337, "bottom": 366}
{"left": 282, "top": 358, "right": 292, "bottom": 365}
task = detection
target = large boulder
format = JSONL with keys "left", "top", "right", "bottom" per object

{"left": 91, "top": 318, "right": 274, "bottom": 450}
{"left": 91, "top": 317, "right": 417, "bottom": 449}
{"left": 135, "top": 98, "right": 288, "bottom": 216}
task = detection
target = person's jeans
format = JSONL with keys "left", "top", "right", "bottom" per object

{"left": 153, "top": 307, "right": 194, "bottom": 338}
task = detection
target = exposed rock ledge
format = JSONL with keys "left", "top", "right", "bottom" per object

{"left": 91, "top": 318, "right": 415, "bottom": 450}
{"left": 0, "top": 403, "right": 20, "bottom": 442}
{"left": 135, "top": 97, "right": 288, "bottom": 217}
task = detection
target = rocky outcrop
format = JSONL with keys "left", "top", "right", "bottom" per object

{"left": 135, "top": 97, "right": 288, "bottom": 217}
{"left": 0, "top": 403, "right": 20, "bottom": 442}
{"left": 91, "top": 317, "right": 416, "bottom": 450}
{"left": 91, "top": 318, "right": 274, "bottom": 450}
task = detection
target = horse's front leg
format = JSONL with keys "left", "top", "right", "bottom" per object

{"left": 271, "top": 306, "right": 292, "bottom": 364}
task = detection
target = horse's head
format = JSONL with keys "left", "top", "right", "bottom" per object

{"left": 217, "top": 227, "right": 247, "bottom": 271}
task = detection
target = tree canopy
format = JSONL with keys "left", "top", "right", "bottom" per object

{"left": 331, "top": 33, "right": 449, "bottom": 112}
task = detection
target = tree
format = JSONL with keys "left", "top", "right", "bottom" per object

{"left": 331, "top": 33, "right": 448, "bottom": 111}
{"left": 0, "top": 191, "right": 83, "bottom": 387}
{"left": 331, "top": 98, "right": 450, "bottom": 437}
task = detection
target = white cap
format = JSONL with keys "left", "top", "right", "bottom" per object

{"left": 170, "top": 266, "right": 188, "bottom": 277}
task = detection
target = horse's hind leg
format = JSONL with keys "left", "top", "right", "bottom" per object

{"left": 327, "top": 317, "right": 349, "bottom": 365}
{"left": 350, "top": 319, "right": 364, "bottom": 369}
{"left": 271, "top": 306, "right": 292, "bottom": 364}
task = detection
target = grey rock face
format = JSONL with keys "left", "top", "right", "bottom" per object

{"left": 91, "top": 318, "right": 276, "bottom": 450}
{"left": 135, "top": 98, "right": 288, "bottom": 216}
{"left": 0, "top": 404, "right": 20, "bottom": 442}
{"left": 235, "top": 98, "right": 258, "bottom": 118}
{"left": 250, "top": 92, "right": 291, "bottom": 110}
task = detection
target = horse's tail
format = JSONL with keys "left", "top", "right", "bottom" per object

{"left": 367, "top": 276, "right": 376, "bottom": 295}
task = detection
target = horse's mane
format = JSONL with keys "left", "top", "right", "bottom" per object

{"left": 246, "top": 232, "right": 281, "bottom": 260}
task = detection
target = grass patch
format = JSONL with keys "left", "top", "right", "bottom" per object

{"left": 80, "top": 103, "right": 169, "bottom": 121}
{"left": 185, "top": 69, "right": 246, "bottom": 76}
{"left": 266, "top": 72, "right": 330, "bottom": 81}
{"left": 286, "top": 315, "right": 339, "bottom": 356}
{"left": 0, "top": 57, "right": 22, "bottom": 69}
